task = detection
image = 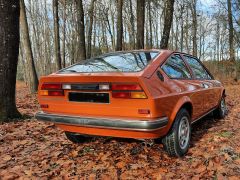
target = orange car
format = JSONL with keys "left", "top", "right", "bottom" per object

{"left": 36, "top": 50, "right": 226, "bottom": 157}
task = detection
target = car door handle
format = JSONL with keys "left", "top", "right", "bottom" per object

{"left": 157, "top": 71, "right": 164, "bottom": 81}
{"left": 201, "top": 83, "right": 209, "bottom": 89}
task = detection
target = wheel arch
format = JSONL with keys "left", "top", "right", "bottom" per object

{"left": 169, "top": 96, "right": 193, "bottom": 124}
{"left": 180, "top": 102, "right": 193, "bottom": 119}
{"left": 217, "top": 88, "right": 226, "bottom": 106}
{"left": 222, "top": 89, "right": 226, "bottom": 97}
{"left": 162, "top": 96, "right": 193, "bottom": 141}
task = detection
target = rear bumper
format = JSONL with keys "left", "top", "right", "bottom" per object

{"left": 35, "top": 112, "right": 168, "bottom": 132}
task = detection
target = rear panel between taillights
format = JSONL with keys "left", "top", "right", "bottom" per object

{"left": 38, "top": 75, "right": 157, "bottom": 119}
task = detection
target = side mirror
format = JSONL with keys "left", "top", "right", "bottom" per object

{"left": 157, "top": 71, "right": 164, "bottom": 82}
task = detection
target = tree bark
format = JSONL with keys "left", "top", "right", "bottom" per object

{"left": 227, "top": 0, "right": 235, "bottom": 61}
{"left": 0, "top": 0, "right": 22, "bottom": 121}
{"left": 148, "top": 0, "right": 153, "bottom": 49}
{"left": 136, "top": 0, "right": 145, "bottom": 49}
{"left": 129, "top": 0, "right": 135, "bottom": 49}
{"left": 20, "top": 0, "right": 39, "bottom": 93}
{"left": 104, "top": 10, "right": 114, "bottom": 49}
{"left": 87, "top": 0, "right": 96, "bottom": 58}
{"left": 191, "top": 0, "right": 197, "bottom": 56}
{"left": 53, "top": 0, "right": 62, "bottom": 70}
{"left": 75, "top": 0, "right": 86, "bottom": 61}
{"left": 116, "top": 0, "right": 123, "bottom": 51}
{"left": 185, "top": 8, "right": 190, "bottom": 53}
{"left": 160, "top": 0, "right": 175, "bottom": 49}
{"left": 62, "top": 0, "right": 66, "bottom": 68}
{"left": 44, "top": 0, "right": 52, "bottom": 74}
{"left": 180, "top": 3, "right": 184, "bottom": 52}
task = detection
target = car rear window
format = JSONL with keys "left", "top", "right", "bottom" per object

{"left": 59, "top": 51, "right": 160, "bottom": 73}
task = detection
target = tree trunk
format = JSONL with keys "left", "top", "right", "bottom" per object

{"left": 148, "top": 0, "right": 153, "bottom": 49}
{"left": 93, "top": 16, "right": 97, "bottom": 56}
{"left": 28, "top": 0, "right": 44, "bottom": 76}
{"left": 216, "top": 21, "right": 220, "bottom": 62}
{"left": 0, "top": 0, "right": 22, "bottom": 121}
{"left": 227, "top": 0, "right": 235, "bottom": 61}
{"left": 53, "top": 0, "right": 62, "bottom": 70}
{"left": 129, "top": 0, "right": 135, "bottom": 49}
{"left": 44, "top": 0, "right": 52, "bottom": 74}
{"left": 185, "top": 9, "right": 190, "bottom": 53}
{"left": 175, "top": 15, "right": 179, "bottom": 51}
{"left": 75, "top": 0, "right": 86, "bottom": 61}
{"left": 180, "top": 3, "right": 184, "bottom": 52}
{"left": 62, "top": 0, "right": 66, "bottom": 68}
{"left": 116, "top": 0, "right": 123, "bottom": 51}
{"left": 105, "top": 11, "right": 114, "bottom": 50}
{"left": 191, "top": 0, "right": 197, "bottom": 56}
{"left": 136, "top": 0, "right": 145, "bottom": 49}
{"left": 110, "top": 5, "right": 116, "bottom": 50}
{"left": 160, "top": 0, "right": 175, "bottom": 49}
{"left": 87, "top": 0, "right": 96, "bottom": 58}
{"left": 20, "top": 0, "right": 39, "bottom": 93}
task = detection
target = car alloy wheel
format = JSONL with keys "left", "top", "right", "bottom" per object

{"left": 162, "top": 109, "right": 191, "bottom": 157}
{"left": 213, "top": 96, "right": 227, "bottom": 119}
{"left": 220, "top": 98, "right": 226, "bottom": 116}
{"left": 178, "top": 116, "right": 190, "bottom": 150}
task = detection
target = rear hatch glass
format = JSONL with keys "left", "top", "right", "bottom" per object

{"left": 59, "top": 51, "right": 160, "bottom": 73}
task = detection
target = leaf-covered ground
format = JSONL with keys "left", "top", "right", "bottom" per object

{"left": 0, "top": 81, "right": 240, "bottom": 179}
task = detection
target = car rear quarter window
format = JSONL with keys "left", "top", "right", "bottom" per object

{"left": 161, "top": 55, "right": 191, "bottom": 79}
{"left": 59, "top": 51, "right": 159, "bottom": 73}
{"left": 183, "top": 56, "right": 212, "bottom": 79}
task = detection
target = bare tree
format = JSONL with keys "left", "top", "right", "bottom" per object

{"left": 62, "top": 0, "right": 66, "bottom": 68}
{"left": 87, "top": 0, "right": 96, "bottom": 58}
{"left": 148, "top": 0, "right": 153, "bottom": 48}
{"left": 227, "top": 0, "right": 235, "bottom": 61}
{"left": 75, "top": 0, "right": 86, "bottom": 61}
{"left": 0, "top": 0, "right": 21, "bottom": 121}
{"left": 180, "top": 2, "right": 185, "bottom": 52}
{"left": 136, "top": 0, "right": 145, "bottom": 49}
{"left": 160, "top": 0, "right": 175, "bottom": 49}
{"left": 116, "top": 0, "right": 123, "bottom": 51}
{"left": 129, "top": 0, "right": 135, "bottom": 49}
{"left": 190, "top": 0, "right": 197, "bottom": 56}
{"left": 53, "top": 0, "right": 62, "bottom": 70}
{"left": 20, "top": 0, "right": 39, "bottom": 93}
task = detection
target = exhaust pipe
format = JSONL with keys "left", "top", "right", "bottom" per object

{"left": 141, "top": 139, "right": 154, "bottom": 147}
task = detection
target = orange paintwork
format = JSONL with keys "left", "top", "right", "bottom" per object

{"left": 37, "top": 50, "right": 224, "bottom": 139}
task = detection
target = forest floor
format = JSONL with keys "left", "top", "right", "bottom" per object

{"left": 0, "top": 81, "right": 240, "bottom": 179}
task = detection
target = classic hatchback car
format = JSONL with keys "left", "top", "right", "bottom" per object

{"left": 36, "top": 50, "right": 226, "bottom": 157}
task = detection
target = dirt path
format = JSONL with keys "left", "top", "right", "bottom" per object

{"left": 0, "top": 82, "right": 239, "bottom": 179}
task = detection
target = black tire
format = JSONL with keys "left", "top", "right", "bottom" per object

{"left": 65, "top": 132, "right": 89, "bottom": 144}
{"left": 162, "top": 109, "right": 191, "bottom": 157}
{"left": 213, "top": 97, "right": 227, "bottom": 119}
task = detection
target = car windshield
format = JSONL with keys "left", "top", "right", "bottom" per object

{"left": 58, "top": 51, "right": 160, "bottom": 73}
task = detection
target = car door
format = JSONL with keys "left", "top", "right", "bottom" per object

{"left": 182, "top": 55, "right": 217, "bottom": 114}
{"left": 160, "top": 54, "right": 205, "bottom": 120}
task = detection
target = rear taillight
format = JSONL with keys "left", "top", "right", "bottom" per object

{"left": 41, "top": 83, "right": 62, "bottom": 90}
{"left": 112, "top": 92, "right": 131, "bottom": 98}
{"left": 40, "top": 83, "right": 64, "bottom": 96}
{"left": 111, "top": 83, "right": 147, "bottom": 99}
{"left": 112, "top": 84, "right": 142, "bottom": 91}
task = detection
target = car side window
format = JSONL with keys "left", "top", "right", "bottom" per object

{"left": 183, "top": 56, "right": 212, "bottom": 80}
{"left": 161, "top": 55, "right": 191, "bottom": 79}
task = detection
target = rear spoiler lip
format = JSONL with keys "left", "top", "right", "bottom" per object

{"left": 35, "top": 111, "right": 168, "bottom": 132}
